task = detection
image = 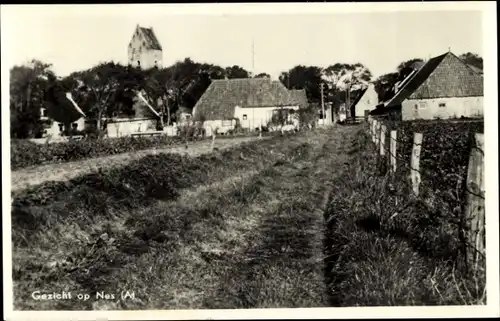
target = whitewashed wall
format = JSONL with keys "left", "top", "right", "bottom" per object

{"left": 234, "top": 105, "right": 300, "bottom": 129}
{"left": 106, "top": 119, "right": 157, "bottom": 138}
{"left": 43, "top": 117, "right": 86, "bottom": 137}
{"left": 402, "top": 96, "right": 483, "bottom": 120}
{"left": 354, "top": 85, "right": 378, "bottom": 118}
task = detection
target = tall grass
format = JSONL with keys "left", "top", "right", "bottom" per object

{"left": 12, "top": 129, "right": 329, "bottom": 310}
{"left": 323, "top": 129, "right": 486, "bottom": 306}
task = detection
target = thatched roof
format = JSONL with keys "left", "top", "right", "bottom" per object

{"left": 193, "top": 78, "right": 296, "bottom": 120}
{"left": 289, "top": 89, "right": 309, "bottom": 109}
{"left": 385, "top": 52, "right": 483, "bottom": 107}
{"left": 138, "top": 26, "right": 162, "bottom": 51}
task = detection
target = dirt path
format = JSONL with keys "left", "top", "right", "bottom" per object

{"left": 92, "top": 126, "right": 357, "bottom": 309}
{"left": 10, "top": 136, "right": 264, "bottom": 193}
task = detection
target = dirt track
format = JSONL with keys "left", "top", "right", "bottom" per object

{"left": 11, "top": 136, "right": 265, "bottom": 193}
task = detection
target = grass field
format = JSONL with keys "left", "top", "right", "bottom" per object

{"left": 11, "top": 135, "right": 265, "bottom": 192}
{"left": 12, "top": 125, "right": 357, "bottom": 310}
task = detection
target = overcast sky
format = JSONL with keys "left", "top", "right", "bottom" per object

{"left": 2, "top": 3, "right": 484, "bottom": 80}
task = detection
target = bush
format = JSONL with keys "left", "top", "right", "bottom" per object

{"left": 10, "top": 135, "right": 190, "bottom": 170}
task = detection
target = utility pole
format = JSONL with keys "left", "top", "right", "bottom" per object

{"left": 320, "top": 83, "right": 325, "bottom": 126}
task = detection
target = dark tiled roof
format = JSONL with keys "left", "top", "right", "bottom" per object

{"left": 139, "top": 27, "right": 162, "bottom": 51}
{"left": 289, "top": 89, "right": 309, "bottom": 109}
{"left": 193, "top": 78, "right": 296, "bottom": 120}
{"left": 467, "top": 64, "right": 483, "bottom": 74}
{"left": 385, "top": 52, "right": 483, "bottom": 107}
{"left": 385, "top": 52, "right": 448, "bottom": 107}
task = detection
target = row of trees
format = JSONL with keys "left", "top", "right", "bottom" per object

{"left": 10, "top": 52, "right": 482, "bottom": 139}
{"left": 10, "top": 58, "right": 257, "bottom": 138}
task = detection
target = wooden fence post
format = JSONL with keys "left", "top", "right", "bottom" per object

{"left": 410, "top": 133, "right": 423, "bottom": 196}
{"left": 372, "top": 120, "right": 377, "bottom": 143}
{"left": 210, "top": 132, "right": 216, "bottom": 151}
{"left": 390, "top": 130, "right": 397, "bottom": 173}
{"left": 380, "top": 125, "right": 387, "bottom": 156}
{"left": 465, "top": 133, "right": 485, "bottom": 264}
{"left": 375, "top": 121, "right": 381, "bottom": 146}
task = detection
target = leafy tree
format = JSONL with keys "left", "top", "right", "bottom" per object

{"left": 255, "top": 72, "right": 271, "bottom": 78}
{"left": 296, "top": 104, "right": 318, "bottom": 130}
{"left": 10, "top": 60, "right": 54, "bottom": 138}
{"left": 279, "top": 65, "right": 324, "bottom": 104}
{"left": 224, "top": 65, "right": 250, "bottom": 79}
{"left": 459, "top": 52, "right": 483, "bottom": 70}
{"left": 372, "top": 57, "right": 423, "bottom": 102}
{"left": 321, "top": 63, "right": 372, "bottom": 114}
{"left": 69, "top": 61, "right": 128, "bottom": 133}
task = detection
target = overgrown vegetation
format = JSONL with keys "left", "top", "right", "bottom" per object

{"left": 324, "top": 126, "right": 486, "bottom": 306}
{"left": 12, "top": 127, "right": 356, "bottom": 310}
{"left": 10, "top": 135, "right": 193, "bottom": 170}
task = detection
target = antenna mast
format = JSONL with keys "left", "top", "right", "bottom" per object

{"left": 252, "top": 39, "right": 255, "bottom": 77}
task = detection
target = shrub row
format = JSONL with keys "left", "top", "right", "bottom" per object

{"left": 10, "top": 135, "right": 203, "bottom": 170}
{"left": 377, "top": 119, "right": 484, "bottom": 210}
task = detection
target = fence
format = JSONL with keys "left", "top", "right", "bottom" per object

{"left": 367, "top": 117, "right": 485, "bottom": 271}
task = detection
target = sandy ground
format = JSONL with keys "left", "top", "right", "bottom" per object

{"left": 10, "top": 136, "right": 265, "bottom": 193}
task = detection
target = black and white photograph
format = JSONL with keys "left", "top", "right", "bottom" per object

{"left": 2, "top": 2, "right": 499, "bottom": 320}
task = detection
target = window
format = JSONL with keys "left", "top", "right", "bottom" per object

{"left": 439, "top": 102, "right": 446, "bottom": 108}
{"left": 41, "top": 108, "right": 47, "bottom": 117}
{"left": 58, "top": 124, "right": 64, "bottom": 132}
{"left": 72, "top": 123, "right": 78, "bottom": 129}
{"left": 137, "top": 61, "right": 141, "bottom": 67}
{"left": 367, "top": 100, "right": 371, "bottom": 104}
{"left": 242, "top": 114, "right": 248, "bottom": 120}
{"left": 419, "top": 102, "right": 428, "bottom": 109}
{"left": 414, "top": 104, "right": 418, "bottom": 110}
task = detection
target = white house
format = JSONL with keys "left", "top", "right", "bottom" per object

{"left": 40, "top": 92, "right": 87, "bottom": 138}
{"left": 192, "top": 78, "right": 303, "bottom": 134}
{"left": 376, "top": 51, "right": 483, "bottom": 120}
{"left": 350, "top": 83, "right": 378, "bottom": 119}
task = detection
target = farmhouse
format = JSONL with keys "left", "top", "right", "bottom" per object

{"left": 192, "top": 78, "right": 301, "bottom": 132}
{"left": 41, "top": 93, "right": 87, "bottom": 138}
{"left": 349, "top": 83, "right": 378, "bottom": 120}
{"left": 105, "top": 90, "right": 162, "bottom": 137}
{"left": 128, "top": 25, "right": 163, "bottom": 70}
{"left": 372, "top": 51, "right": 483, "bottom": 120}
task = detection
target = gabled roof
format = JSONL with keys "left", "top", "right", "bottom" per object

{"left": 349, "top": 87, "right": 369, "bottom": 108}
{"left": 193, "top": 78, "right": 296, "bottom": 120}
{"left": 467, "top": 64, "right": 483, "bottom": 75}
{"left": 385, "top": 52, "right": 483, "bottom": 107}
{"left": 289, "top": 89, "right": 309, "bottom": 109}
{"left": 135, "top": 26, "right": 162, "bottom": 51}
{"left": 385, "top": 52, "right": 448, "bottom": 107}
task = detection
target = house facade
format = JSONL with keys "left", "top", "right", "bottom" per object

{"left": 40, "top": 92, "right": 87, "bottom": 138}
{"left": 379, "top": 51, "right": 483, "bottom": 121}
{"left": 128, "top": 25, "right": 163, "bottom": 70}
{"left": 192, "top": 78, "right": 302, "bottom": 134}
{"left": 350, "top": 83, "right": 378, "bottom": 119}
{"left": 105, "top": 91, "right": 162, "bottom": 137}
